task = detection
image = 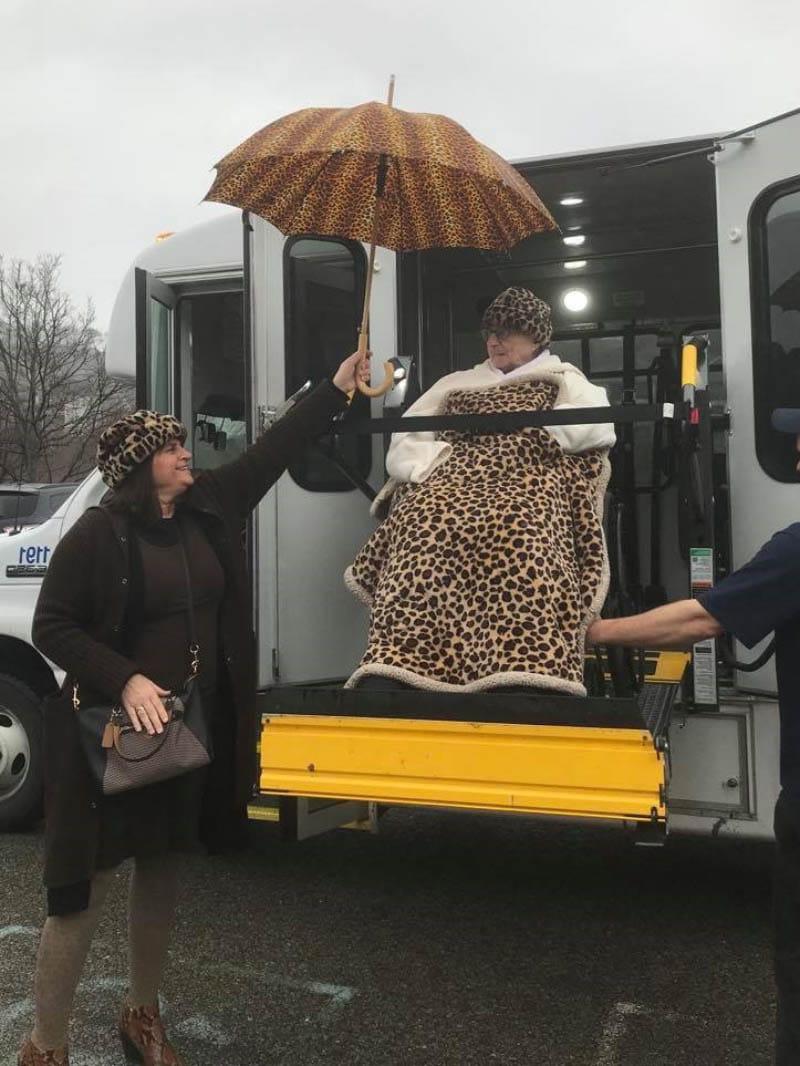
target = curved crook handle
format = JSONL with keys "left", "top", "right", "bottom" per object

{"left": 357, "top": 360, "right": 394, "bottom": 398}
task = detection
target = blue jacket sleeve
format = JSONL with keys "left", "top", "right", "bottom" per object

{"left": 700, "top": 525, "right": 800, "bottom": 647}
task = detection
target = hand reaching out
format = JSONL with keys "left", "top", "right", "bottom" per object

{"left": 333, "top": 350, "right": 372, "bottom": 394}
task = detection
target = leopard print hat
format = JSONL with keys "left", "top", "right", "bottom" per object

{"left": 97, "top": 409, "right": 187, "bottom": 489}
{"left": 481, "top": 287, "right": 553, "bottom": 345}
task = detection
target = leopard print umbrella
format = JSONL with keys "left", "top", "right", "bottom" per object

{"left": 205, "top": 87, "right": 557, "bottom": 395}
{"left": 205, "top": 101, "right": 555, "bottom": 252}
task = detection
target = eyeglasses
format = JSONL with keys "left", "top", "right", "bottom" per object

{"left": 481, "top": 328, "right": 513, "bottom": 342}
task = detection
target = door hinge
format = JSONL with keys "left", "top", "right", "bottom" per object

{"left": 271, "top": 647, "right": 280, "bottom": 682}
{"left": 708, "top": 130, "right": 757, "bottom": 163}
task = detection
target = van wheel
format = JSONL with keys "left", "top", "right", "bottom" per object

{"left": 0, "top": 674, "right": 43, "bottom": 830}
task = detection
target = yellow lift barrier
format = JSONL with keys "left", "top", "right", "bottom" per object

{"left": 259, "top": 675, "right": 682, "bottom": 827}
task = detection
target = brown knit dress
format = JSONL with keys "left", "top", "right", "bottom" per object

{"left": 93, "top": 514, "right": 225, "bottom": 870}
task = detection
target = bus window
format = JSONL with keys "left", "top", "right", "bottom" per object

{"left": 149, "top": 297, "right": 171, "bottom": 412}
{"left": 135, "top": 270, "right": 177, "bottom": 413}
{"left": 751, "top": 180, "right": 800, "bottom": 481}
{"left": 178, "top": 291, "right": 247, "bottom": 472}
{"left": 284, "top": 236, "right": 370, "bottom": 492}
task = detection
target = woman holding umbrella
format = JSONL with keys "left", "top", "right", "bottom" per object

{"left": 18, "top": 352, "right": 367, "bottom": 1066}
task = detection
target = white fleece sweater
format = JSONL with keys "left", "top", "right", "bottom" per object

{"left": 385, "top": 353, "right": 616, "bottom": 486}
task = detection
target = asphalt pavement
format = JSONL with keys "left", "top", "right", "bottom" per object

{"left": 0, "top": 810, "right": 775, "bottom": 1065}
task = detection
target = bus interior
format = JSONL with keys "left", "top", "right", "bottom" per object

{"left": 397, "top": 136, "right": 731, "bottom": 701}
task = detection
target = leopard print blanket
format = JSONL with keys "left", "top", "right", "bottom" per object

{"left": 344, "top": 378, "right": 611, "bottom": 695}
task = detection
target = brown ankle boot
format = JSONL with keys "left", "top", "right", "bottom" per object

{"left": 119, "top": 1003, "right": 185, "bottom": 1065}
{"left": 17, "top": 1039, "right": 69, "bottom": 1065}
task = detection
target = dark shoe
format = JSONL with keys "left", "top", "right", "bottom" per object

{"left": 17, "top": 1039, "right": 69, "bottom": 1065}
{"left": 119, "top": 1003, "right": 185, "bottom": 1065}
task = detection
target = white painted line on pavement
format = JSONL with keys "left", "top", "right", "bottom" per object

{"left": 197, "top": 960, "right": 358, "bottom": 1022}
{"left": 304, "top": 980, "right": 357, "bottom": 1021}
{"left": 173, "top": 1013, "right": 235, "bottom": 1047}
{"left": 0, "top": 997, "right": 33, "bottom": 1031}
{"left": 67, "top": 1053, "right": 114, "bottom": 1066}
{"left": 0, "top": 941, "right": 356, "bottom": 1060}
{"left": 0, "top": 925, "right": 37, "bottom": 941}
{"left": 83, "top": 975, "right": 126, "bottom": 992}
{"left": 594, "top": 1000, "right": 686, "bottom": 1066}
{"left": 595, "top": 1002, "right": 647, "bottom": 1066}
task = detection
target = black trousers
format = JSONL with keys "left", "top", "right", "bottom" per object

{"left": 774, "top": 789, "right": 800, "bottom": 1064}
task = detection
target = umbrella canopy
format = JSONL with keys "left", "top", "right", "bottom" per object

{"left": 206, "top": 95, "right": 556, "bottom": 395}
{"left": 204, "top": 101, "right": 556, "bottom": 252}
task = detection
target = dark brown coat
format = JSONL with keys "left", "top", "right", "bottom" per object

{"left": 33, "top": 381, "right": 347, "bottom": 889}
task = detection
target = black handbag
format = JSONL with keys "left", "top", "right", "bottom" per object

{"left": 74, "top": 524, "right": 212, "bottom": 796}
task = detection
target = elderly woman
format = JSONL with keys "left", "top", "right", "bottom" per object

{"left": 345, "top": 287, "right": 615, "bottom": 696}
{"left": 18, "top": 353, "right": 366, "bottom": 1066}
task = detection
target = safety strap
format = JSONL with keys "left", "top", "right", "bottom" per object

{"left": 176, "top": 520, "right": 200, "bottom": 678}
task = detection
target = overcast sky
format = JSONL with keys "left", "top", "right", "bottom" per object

{"left": 2, "top": 0, "right": 799, "bottom": 331}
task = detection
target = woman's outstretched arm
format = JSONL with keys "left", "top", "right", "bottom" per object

{"left": 199, "top": 352, "right": 367, "bottom": 521}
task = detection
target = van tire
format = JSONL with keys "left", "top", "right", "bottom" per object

{"left": 0, "top": 674, "right": 44, "bottom": 831}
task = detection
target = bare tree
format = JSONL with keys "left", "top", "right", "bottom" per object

{"left": 0, "top": 255, "right": 133, "bottom": 483}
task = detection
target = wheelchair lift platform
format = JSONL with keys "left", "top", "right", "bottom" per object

{"left": 259, "top": 682, "right": 678, "bottom": 827}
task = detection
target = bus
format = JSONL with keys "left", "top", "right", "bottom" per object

{"left": 1, "top": 106, "right": 798, "bottom": 843}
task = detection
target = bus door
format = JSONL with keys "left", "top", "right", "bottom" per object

{"left": 133, "top": 267, "right": 247, "bottom": 461}
{"left": 248, "top": 217, "right": 395, "bottom": 686}
{"left": 714, "top": 107, "right": 800, "bottom": 693}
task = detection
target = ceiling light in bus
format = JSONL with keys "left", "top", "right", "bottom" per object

{"left": 560, "top": 196, "right": 584, "bottom": 206}
{"left": 563, "top": 289, "right": 589, "bottom": 313}
{"left": 564, "top": 260, "right": 587, "bottom": 270}
{"left": 563, "top": 234, "right": 586, "bottom": 247}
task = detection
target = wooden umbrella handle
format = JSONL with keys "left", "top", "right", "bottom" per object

{"left": 355, "top": 229, "right": 393, "bottom": 398}
{"left": 356, "top": 329, "right": 394, "bottom": 398}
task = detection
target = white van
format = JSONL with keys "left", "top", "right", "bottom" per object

{"left": 1, "top": 106, "right": 798, "bottom": 841}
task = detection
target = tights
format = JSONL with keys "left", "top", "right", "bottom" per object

{"left": 31, "top": 854, "right": 179, "bottom": 1052}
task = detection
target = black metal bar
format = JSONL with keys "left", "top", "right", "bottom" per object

{"left": 241, "top": 211, "right": 258, "bottom": 598}
{"left": 555, "top": 320, "right": 720, "bottom": 343}
{"left": 262, "top": 686, "right": 649, "bottom": 731}
{"left": 242, "top": 212, "right": 254, "bottom": 446}
{"left": 311, "top": 442, "right": 377, "bottom": 502}
{"left": 648, "top": 356, "right": 668, "bottom": 598}
{"left": 334, "top": 403, "right": 676, "bottom": 436}
{"left": 621, "top": 328, "right": 640, "bottom": 597}
{"left": 134, "top": 268, "right": 148, "bottom": 409}
{"left": 612, "top": 144, "right": 720, "bottom": 171}
{"left": 580, "top": 336, "right": 591, "bottom": 377}
{"left": 696, "top": 390, "right": 716, "bottom": 553}
{"left": 609, "top": 105, "right": 800, "bottom": 173}
{"left": 451, "top": 242, "right": 718, "bottom": 277}
{"left": 446, "top": 285, "right": 455, "bottom": 375}
{"left": 589, "top": 368, "right": 657, "bottom": 382}
{"left": 416, "top": 252, "right": 425, "bottom": 388}
{"left": 513, "top": 135, "right": 714, "bottom": 175}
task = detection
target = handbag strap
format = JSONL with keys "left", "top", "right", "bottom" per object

{"left": 176, "top": 519, "right": 200, "bottom": 678}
